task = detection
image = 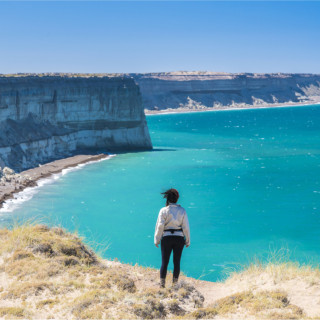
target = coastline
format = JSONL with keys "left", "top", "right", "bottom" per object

{"left": 145, "top": 99, "right": 320, "bottom": 115}
{"left": 0, "top": 154, "right": 110, "bottom": 210}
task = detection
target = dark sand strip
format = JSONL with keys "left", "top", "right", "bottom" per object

{"left": 0, "top": 154, "right": 109, "bottom": 209}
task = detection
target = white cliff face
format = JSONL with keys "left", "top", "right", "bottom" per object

{"left": 0, "top": 76, "right": 152, "bottom": 171}
{"left": 130, "top": 72, "right": 320, "bottom": 110}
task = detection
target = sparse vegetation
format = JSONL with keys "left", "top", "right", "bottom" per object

{"left": 0, "top": 73, "right": 125, "bottom": 79}
{"left": 186, "top": 290, "right": 304, "bottom": 319}
{"left": 225, "top": 247, "right": 320, "bottom": 284}
{"left": 0, "top": 223, "right": 204, "bottom": 319}
{"left": 0, "top": 223, "right": 318, "bottom": 319}
{"left": 228, "top": 259, "right": 320, "bottom": 287}
{"left": 0, "top": 307, "right": 27, "bottom": 318}
{"left": 36, "top": 298, "right": 59, "bottom": 309}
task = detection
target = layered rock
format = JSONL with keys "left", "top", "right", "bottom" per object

{"left": 130, "top": 72, "right": 320, "bottom": 110}
{"left": 0, "top": 76, "right": 152, "bottom": 171}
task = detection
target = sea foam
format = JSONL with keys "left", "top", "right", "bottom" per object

{"left": 0, "top": 155, "right": 115, "bottom": 214}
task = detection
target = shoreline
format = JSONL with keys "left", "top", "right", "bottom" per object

{"left": 145, "top": 99, "right": 320, "bottom": 115}
{"left": 0, "top": 154, "right": 110, "bottom": 210}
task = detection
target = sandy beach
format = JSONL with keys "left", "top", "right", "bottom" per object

{"left": 145, "top": 99, "right": 320, "bottom": 115}
{"left": 0, "top": 154, "right": 109, "bottom": 210}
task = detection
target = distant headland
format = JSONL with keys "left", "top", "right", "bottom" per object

{"left": 2, "top": 72, "right": 319, "bottom": 115}
{"left": 130, "top": 71, "right": 320, "bottom": 114}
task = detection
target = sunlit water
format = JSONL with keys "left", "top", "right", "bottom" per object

{"left": 1, "top": 105, "right": 320, "bottom": 281}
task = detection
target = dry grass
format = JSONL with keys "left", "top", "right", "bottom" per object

{"left": 36, "top": 298, "right": 59, "bottom": 309}
{"left": 0, "top": 307, "right": 28, "bottom": 318}
{"left": 227, "top": 260, "right": 320, "bottom": 287}
{"left": 3, "top": 280, "right": 58, "bottom": 300}
{"left": 226, "top": 248, "right": 320, "bottom": 286}
{"left": 0, "top": 223, "right": 204, "bottom": 319}
{"left": 0, "top": 223, "right": 97, "bottom": 265}
{"left": 187, "top": 290, "right": 304, "bottom": 319}
{"left": 0, "top": 223, "right": 317, "bottom": 319}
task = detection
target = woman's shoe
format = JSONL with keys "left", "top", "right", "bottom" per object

{"left": 160, "top": 278, "right": 166, "bottom": 288}
{"left": 172, "top": 277, "right": 179, "bottom": 286}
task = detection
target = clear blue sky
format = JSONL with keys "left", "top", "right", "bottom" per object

{"left": 0, "top": 1, "right": 319, "bottom": 74}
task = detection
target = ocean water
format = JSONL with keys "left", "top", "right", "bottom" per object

{"left": 1, "top": 105, "right": 320, "bottom": 281}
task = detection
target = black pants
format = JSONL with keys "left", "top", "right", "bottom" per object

{"left": 160, "top": 236, "right": 185, "bottom": 279}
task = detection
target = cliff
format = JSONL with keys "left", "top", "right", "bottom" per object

{"left": 130, "top": 72, "right": 320, "bottom": 110}
{"left": 0, "top": 75, "right": 152, "bottom": 171}
{"left": 2, "top": 71, "right": 320, "bottom": 170}
{"left": 0, "top": 223, "right": 318, "bottom": 319}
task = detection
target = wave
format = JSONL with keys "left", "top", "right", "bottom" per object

{"left": 0, "top": 155, "right": 116, "bottom": 214}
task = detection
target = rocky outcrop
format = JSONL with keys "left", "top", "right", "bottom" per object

{"left": 0, "top": 166, "right": 33, "bottom": 187}
{"left": 0, "top": 76, "right": 152, "bottom": 171}
{"left": 130, "top": 72, "right": 320, "bottom": 110}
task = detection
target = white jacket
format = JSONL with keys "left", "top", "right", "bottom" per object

{"left": 154, "top": 203, "right": 190, "bottom": 246}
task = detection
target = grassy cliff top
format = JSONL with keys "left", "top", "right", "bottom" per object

{"left": 1, "top": 72, "right": 319, "bottom": 79}
{"left": 0, "top": 73, "right": 122, "bottom": 78}
{"left": 0, "top": 224, "right": 319, "bottom": 319}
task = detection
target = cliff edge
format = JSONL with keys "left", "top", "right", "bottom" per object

{"left": 0, "top": 224, "right": 318, "bottom": 319}
{"left": 0, "top": 75, "right": 152, "bottom": 171}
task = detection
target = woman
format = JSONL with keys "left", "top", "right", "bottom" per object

{"left": 154, "top": 188, "right": 190, "bottom": 288}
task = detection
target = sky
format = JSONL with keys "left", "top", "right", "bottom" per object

{"left": 0, "top": 1, "right": 319, "bottom": 74}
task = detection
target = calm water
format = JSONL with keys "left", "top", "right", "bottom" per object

{"left": 1, "top": 105, "right": 320, "bottom": 281}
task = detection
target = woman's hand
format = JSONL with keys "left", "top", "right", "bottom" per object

{"left": 186, "top": 244, "right": 190, "bottom": 248}
{"left": 155, "top": 244, "right": 159, "bottom": 248}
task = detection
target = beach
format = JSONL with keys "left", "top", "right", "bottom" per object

{"left": 0, "top": 154, "right": 109, "bottom": 210}
{"left": 145, "top": 99, "right": 320, "bottom": 115}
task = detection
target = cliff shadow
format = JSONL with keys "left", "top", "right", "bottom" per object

{"left": 150, "top": 148, "right": 177, "bottom": 152}
{"left": 111, "top": 148, "right": 177, "bottom": 155}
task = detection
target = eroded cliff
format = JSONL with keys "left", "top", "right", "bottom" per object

{"left": 130, "top": 72, "right": 320, "bottom": 110}
{"left": 0, "top": 76, "right": 152, "bottom": 171}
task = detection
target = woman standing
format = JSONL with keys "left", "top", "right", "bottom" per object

{"left": 154, "top": 188, "right": 190, "bottom": 288}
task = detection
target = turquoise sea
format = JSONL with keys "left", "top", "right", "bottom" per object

{"left": 1, "top": 105, "right": 320, "bottom": 281}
